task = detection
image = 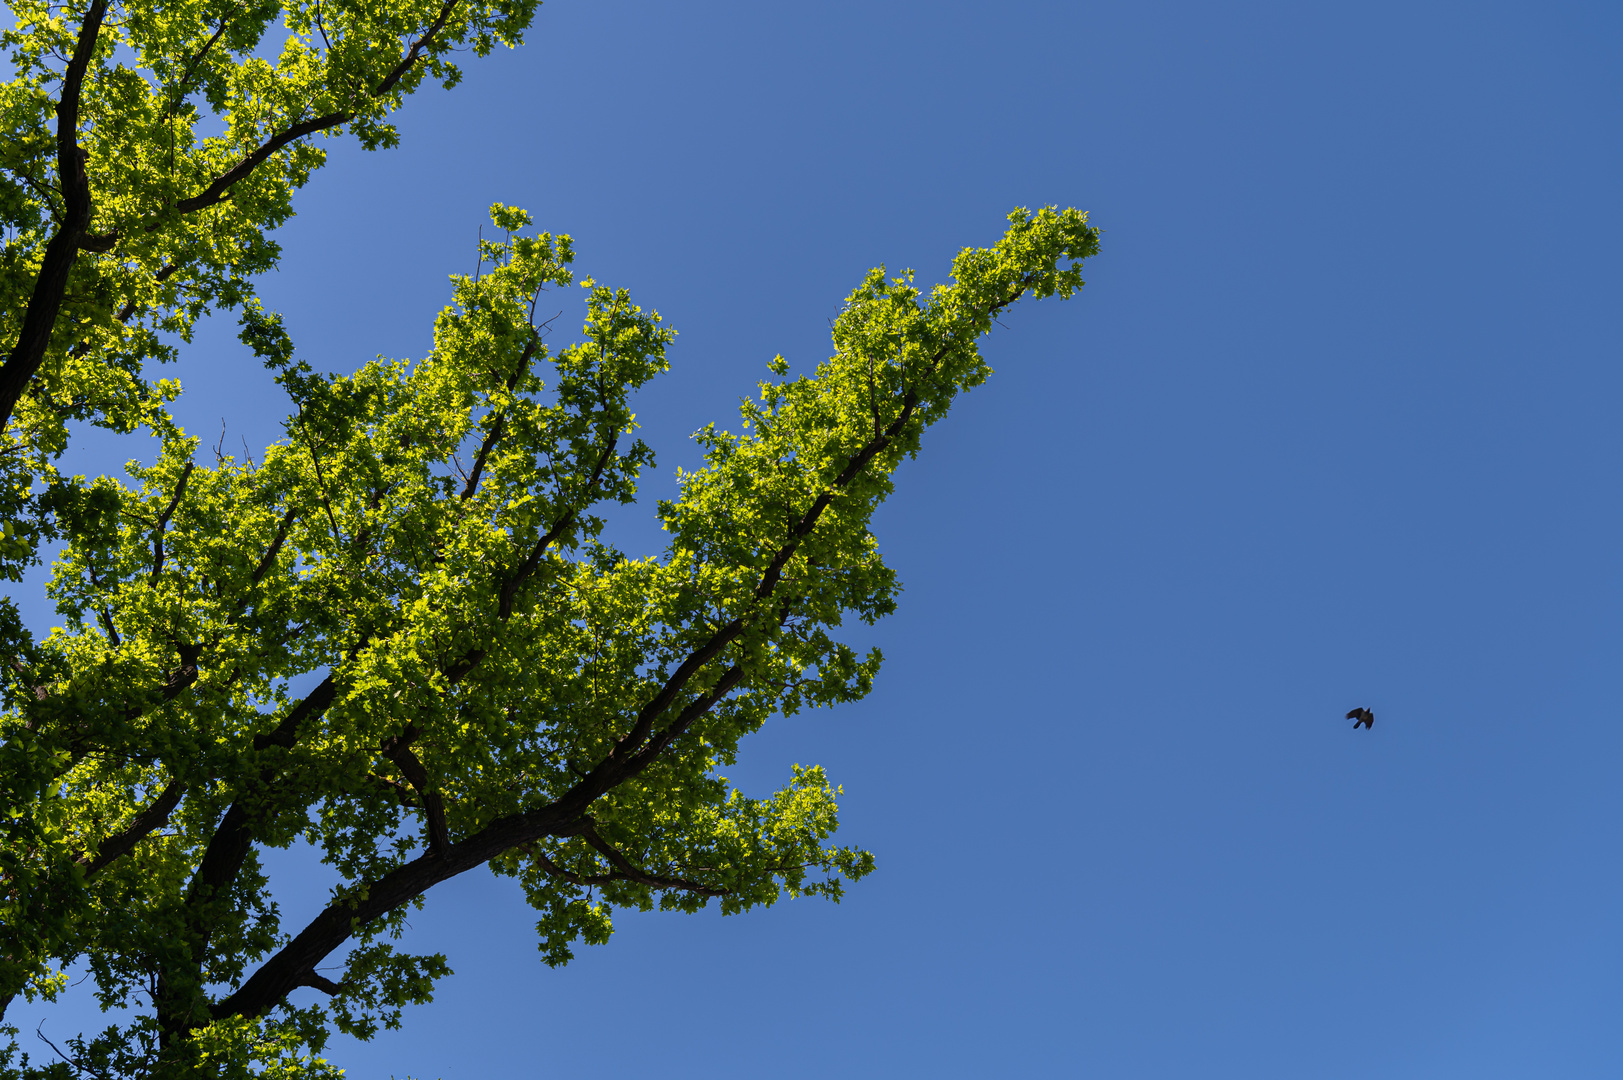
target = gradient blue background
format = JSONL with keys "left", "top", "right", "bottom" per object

{"left": 10, "top": 1, "right": 1623, "bottom": 1076}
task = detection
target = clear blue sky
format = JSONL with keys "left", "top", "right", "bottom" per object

{"left": 11, "top": 1, "right": 1623, "bottom": 1076}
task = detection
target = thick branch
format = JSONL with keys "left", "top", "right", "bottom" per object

{"left": 576, "top": 622, "right": 743, "bottom": 796}
{"left": 215, "top": 659, "right": 760, "bottom": 1020}
{"left": 459, "top": 415, "right": 506, "bottom": 502}
{"left": 80, "top": 779, "right": 186, "bottom": 878}
{"left": 297, "top": 973, "right": 344, "bottom": 996}
{"left": 609, "top": 664, "right": 746, "bottom": 783}
{"left": 253, "top": 672, "right": 337, "bottom": 751}
{"left": 380, "top": 730, "right": 449, "bottom": 858}
{"left": 215, "top": 643, "right": 756, "bottom": 1022}
{"left": 212, "top": 800, "right": 576, "bottom": 1020}
{"left": 110, "top": 645, "right": 201, "bottom": 726}
{"left": 160, "top": 654, "right": 347, "bottom": 981}
{"left": 153, "top": 662, "right": 343, "bottom": 1040}
{"left": 177, "top": 803, "right": 253, "bottom": 963}
{"left": 0, "top": 0, "right": 487, "bottom": 428}
{"left": 249, "top": 505, "right": 298, "bottom": 586}
{"left": 165, "top": 669, "right": 335, "bottom": 911}
{"left": 0, "top": 0, "right": 110, "bottom": 430}
{"left": 173, "top": 111, "right": 351, "bottom": 216}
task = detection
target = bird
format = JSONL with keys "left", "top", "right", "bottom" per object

{"left": 1346, "top": 707, "right": 1374, "bottom": 730}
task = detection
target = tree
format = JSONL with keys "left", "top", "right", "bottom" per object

{"left": 0, "top": 0, "right": 1100, "bottom": 1073}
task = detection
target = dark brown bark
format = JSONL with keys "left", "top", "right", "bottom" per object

{"left": 150, "top": 667, "right": 339, "bottom": 1032}
{"left": 249, "top": 506, "right": 298, "bottom": 587}
{"left": 211, "top": 648, "right": 746, "bottom": 1022}
{"left": 80, "top": 779, "right": 186, "bottom": 878}
{"left": 212, "top": 798, "right": 575, "bottom": 1019}
{"left": 380, "top": 731, "right": 449, "bottom": 857}
{"left": 172, "top": 111, "right": 353, "bottom": 217}
{"left": 298, "top": 972, "right": 344, "bottom": 995}
{"left": 170, "top": 0, "right": 465, "bottom": 217}
{"left": 0, "top": 0, "right": 110, "bottom": 430}
{"left": 152, "top": 792, "right": 253, "bottom": 1043}
{"left": 176, "top": 402, "right": 616, "bottom": 1002}
{"left": 253, "top": 672, "right": 338, "bottom": 751}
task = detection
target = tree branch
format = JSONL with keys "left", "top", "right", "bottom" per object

{"left": 164, "top": 16, "right": 235, "bottom": 120}
{"left": 205, "top": 293, "right": 1025, "bottom": 1023}
{"left": 576, "top": 818, "right": 727, "bottom": 896}
{"left": 212, "top": 799, "right": 576, "bottom": 1020}
{"left": 208, "top": 653, "right": 752, "bottom": 1023}
{"left": 0, "top": 0, "right": 484, "bottom": 428}
{"left": 108, "top": 263, "right": 179, "bottom": 328}
{"left": 379, "top": 729, "right": 449, "bottom": 858}
{"left": 526, "top": 828, "right": 727, "bottom": 897}
{"left": 572, "top": 384, "right": 927, "bottom": 784}
{"left": 149, "top": 462, "right": 195, "bottom": 585}
{"left": 0, "top": 0, "right": 110, "bottom": 430}
{"left": 79, "top": 779, "right": 186, "bottom": 878}
{"left": 252, "top": 672, "right": 338, "bottom": 751}
{"left": 607, "top": 664, "right": 746, "bottom": 782}
{"left": 214, "top": 653, "right": 756, "bottom": 1021}
{"left": 110, "top": 644, "right": 202, "bottom": 726}
{"left": 372, "top": 0, "right": 461, "bottom": 100}
{"left": 747, "top": 287, "right": 1024, "bottom": 602}
{"left": 556, "top": 305, "right": 1028, "bottom": 797}
{"left": 172, "top": 111, "right": 352, "bottom": 216}
{"left": 248, "top": 505, "right": 298, "bottom": 587}
{"left": 365, "top": 773, "right": 418, "bottom": 808}
{"left": 460, "top": 333, "right": 539, "bottom": 502}
{"left": 496, "top": 434, "right": 619, "bottom": 619}
{"left": 173, "top": 0, "right": 464, "bottom": 218}
{"left": 297, "top": 972, "right": 343, "bottom": 995}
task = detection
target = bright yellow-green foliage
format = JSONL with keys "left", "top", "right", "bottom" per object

{"left": 0, "top": 2, "right": 1101, "bottom": 1076}
{"left": 0, "top": 0, "right": 539, "bottom": 579}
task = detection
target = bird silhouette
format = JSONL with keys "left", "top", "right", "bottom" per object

{"left": 1346, "top": 707, "right": 1373, "bottom": 730}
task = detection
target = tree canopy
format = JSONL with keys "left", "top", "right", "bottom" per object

{"left": 0, "top": 0, "right": 1100, "bottom": 1074}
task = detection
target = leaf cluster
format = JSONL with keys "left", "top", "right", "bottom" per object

{"left": 0, "top": 2, "right": 1101, "bottom": 1072}
{"left": 0, "top": 0, "right": 542, "bottom": 581}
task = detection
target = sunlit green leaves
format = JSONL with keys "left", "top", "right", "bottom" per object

{"left": 0, "top": 193, "right": 1097, "bottom": 1078}
{"left": 0, "top": 0, "right": 546, "bottom": 580}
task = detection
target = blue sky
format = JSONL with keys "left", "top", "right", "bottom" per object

{"left": 11, "top": 1, "right": 1623, "bottom": 1076}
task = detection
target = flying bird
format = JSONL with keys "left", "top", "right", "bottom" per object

{"left": 1346, "top": 707, "right": 1373, "bottom": 730}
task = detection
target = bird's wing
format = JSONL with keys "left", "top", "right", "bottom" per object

{"left": 1345, "top": 708, "right": 1362, "bottom": 720}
